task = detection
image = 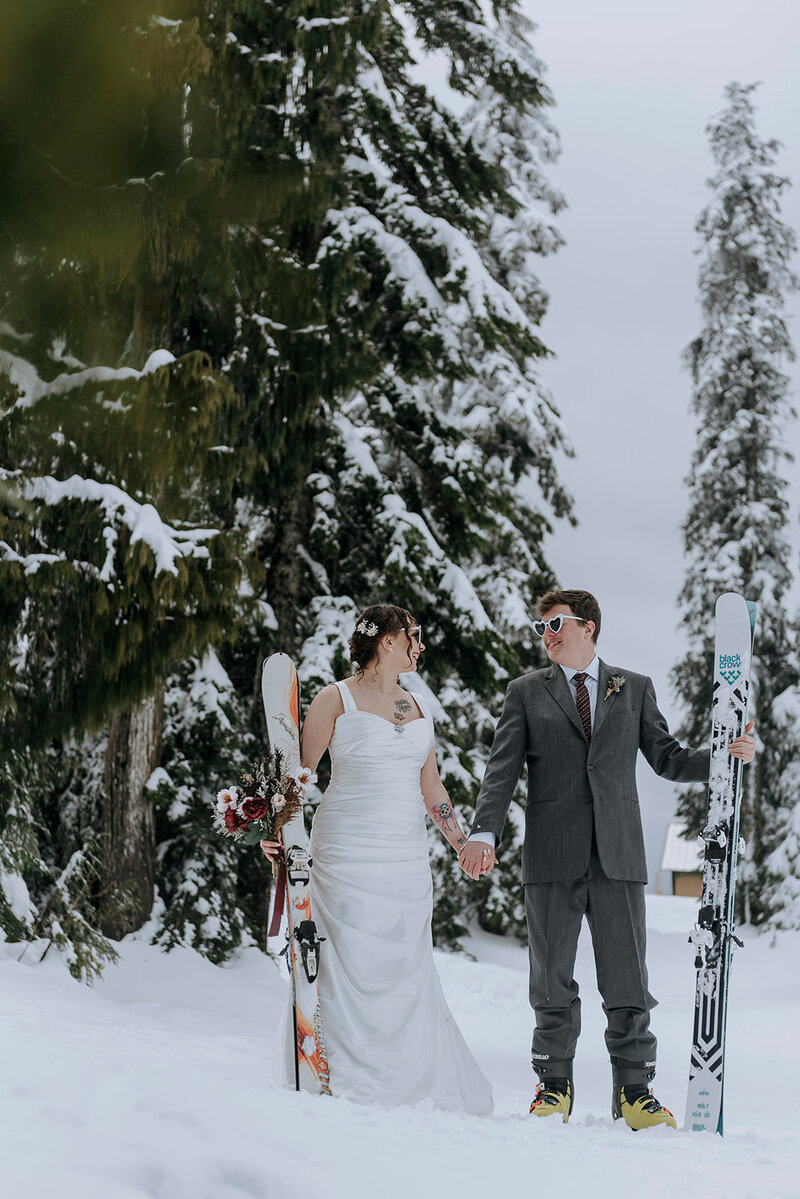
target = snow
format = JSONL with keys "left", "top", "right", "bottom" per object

{"left": 0, "top": 868, "right": 33, "bottom": 923}
{"left": 141, "top": 349, "right": 176, "bottom": 375}
{"left": 0, "top": 321, "right": 32, "bottom": 342}
{"left": 332, "top": 411, "right": 382, "bottom": 480}
{"left": 439, "top": 562, "right": 493, "bottom": 631}
{"left": 297, "top": 16, "right": 350, "bottom": 30}
{"left": 0, "top": 345, "right": 177, "bottom": 408}
{"left": 183, "top": 650, "right": 235, "bottom": 732}
{"left": 0, "top": 351, "right": 135, "bottom": 410}
{"left": 298, "top": 596, "right": 358, "bottom": 685}
{"left": 145, "top": 767, "right": 172, "bottom": 794}
{"left": 1, "top": 898, "right": 798, "bottom": 1199}
{"left": 4, "top": 473, "right": 217, "bottom": 579}
{"left": 328, "top": 175, "right": 534, "bottom": 340}
{"left": 325, "top": 204, "right": 456, "bottom": 349}
{"left": 401, "top": 670, "right": 447, "bottom": 721}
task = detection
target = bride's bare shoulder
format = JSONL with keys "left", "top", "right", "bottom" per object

{"left": 308, "top": 682, "right": 345, "bottom": 717}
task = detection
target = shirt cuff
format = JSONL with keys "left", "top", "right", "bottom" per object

{"left": 468, "top": 831, "right": 496, "bottom": 847}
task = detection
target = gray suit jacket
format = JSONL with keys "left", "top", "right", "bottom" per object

{"left": 471, "top": 659, "right": 710, "bottom": 884}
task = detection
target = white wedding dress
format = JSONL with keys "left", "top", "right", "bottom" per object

{"left": 278, "top": 680, "right": 492, "bottom": 1114}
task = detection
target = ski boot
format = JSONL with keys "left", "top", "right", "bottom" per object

{"left": 530, "top": 1077, "right": 573, "bottom": 1123}
{"left": 612, "top": 1085, "right": 677, "bottom": 1130}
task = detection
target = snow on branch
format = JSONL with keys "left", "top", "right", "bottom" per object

{"left": 0, "top": 347, "right": 176, "bottom": 411}
{"left": 332, "top": 410, "right": 383, "bottom": 481}
{"left": 329, "top": 159, "right": 534, "bottom": 336}
{"left": 3, "top": 471, "right": 216, "bottom": 579}
{"left": 183, "top": 650, "right": 235, "bottom": 732}
{"left": 299, "top": 596, "right": 359, "bottom": 686}
{"left": 323, "top": 203, "right": 455, "bottom": 342}
{"left": 379, "top": 492, "right": 493, "bottom": 631}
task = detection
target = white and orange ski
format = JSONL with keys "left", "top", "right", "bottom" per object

{"left": 262, "top": 653, "right": 330, "bottom": 1095}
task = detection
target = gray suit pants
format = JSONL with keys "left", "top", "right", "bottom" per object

{"left": 525, "top": 841, "right": 657, "bottom": 1078}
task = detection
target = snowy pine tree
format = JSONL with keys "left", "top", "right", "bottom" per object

{"left": 1, "top": 2, "right": 574, "bottom": 968}
{"left": 151, "top": 0, "right": 397, "bottom": 956}
{"left": 287, "top": 4, "right": 572, "bottom": 946}
{"left": 672, "top": 82, "right": 799, "bottom": 923}
{"left": 149, "top": 2, "right": 574, "bottom": 955}
{"left": 0, "top": 8, "right": 256, "bottom": 955}
{"left": 148, "top": 2, "right": 574, "bottom": 957}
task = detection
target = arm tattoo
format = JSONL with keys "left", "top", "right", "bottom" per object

{"left": 432, "top": 802, "right": 456, "bottom": 832}
{"left": 394, "top": 697, "right": 412, "bottom": 723}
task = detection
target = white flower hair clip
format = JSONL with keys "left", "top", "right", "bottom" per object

{"left": 356, "top": 620, "right": 379, "bottom": 636}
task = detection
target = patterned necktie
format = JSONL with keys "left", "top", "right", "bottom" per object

{"left": 572, "top": 672, "right": 592, "bottom": 740}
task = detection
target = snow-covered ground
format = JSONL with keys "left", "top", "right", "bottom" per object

{"left": 1, "top": 897, "right": 797, "bottom": 1199}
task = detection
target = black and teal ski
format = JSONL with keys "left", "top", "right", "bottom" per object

{"left": 685, "top": 592, "right": 756, "bottom": 1134}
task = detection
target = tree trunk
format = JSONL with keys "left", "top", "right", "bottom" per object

{"left": 268, "top": 487, "right": 311, "bottom": 646}
{"left": 98, "top": 686, "right": 164, "bottom": 939}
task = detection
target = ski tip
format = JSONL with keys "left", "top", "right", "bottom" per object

{"left": 714, "top": 593, "right": 750, "bottom": 621}
{"left": 262, "top": 652, "right": 297, "bottom": 677}
{"left": 746, "top": 600, "right": 757, "bottom": 630}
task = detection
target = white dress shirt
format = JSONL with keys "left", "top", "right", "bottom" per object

{"left": 469, "top": 656, "right": 599, "bottom": 848}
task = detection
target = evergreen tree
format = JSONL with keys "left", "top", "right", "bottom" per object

{"left": 289, "top": 4, "right": 572, "bottom": 946}
{"left": 152, "top": 0, "right": 393, "bottom": 956}
{"left": 672, "top": 82, "right": 799, "bottom": 923}
{"left": 149, "top": 2, "right": 574, "bottom": 958}
{"left": 0, "top": 6, "right": 252, "bottom": 949}
{"left": 0, "top": 2, "right": 335, "bottom": 953}
{"left": 1, "top": 2, "right": 574, "bottom": 969}
{"left": 0, "top": 741, "right": 119, "bottom": 981}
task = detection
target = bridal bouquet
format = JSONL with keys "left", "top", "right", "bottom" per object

{"left": 213, "top": 751, "right": 315, "bottom": 852}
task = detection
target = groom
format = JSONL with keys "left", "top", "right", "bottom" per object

{"left": 459, "top": 589, "right": 755, "bottom": 1129}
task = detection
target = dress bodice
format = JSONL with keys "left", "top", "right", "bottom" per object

{"left": 330, "top": 680, "right": 433, "bottom": 777}
{"left": 312, "top": 680, "right": 435, "bottom": 842}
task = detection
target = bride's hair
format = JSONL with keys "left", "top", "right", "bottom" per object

{"left": 349, "top": 604, "right": 418, "bottom": 675}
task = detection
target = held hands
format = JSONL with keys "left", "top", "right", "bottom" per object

{"left": 728, "top": 721, "right": 757, "bottom": 763}
{"left": 458, "top": 842, "right": 496, "bottom": 880}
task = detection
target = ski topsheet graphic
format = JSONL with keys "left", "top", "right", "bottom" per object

{"left": 685, "top": 593, "right": 756, "bottom": 1134}
{"left": 262, "top": 653, "right": 330, "bottom": 1095}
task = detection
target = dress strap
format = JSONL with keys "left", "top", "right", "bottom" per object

{"left": 405, "top": 689, "right": 427, "bottom": 720}
{"left": 334, "top": 679, "right": 357, "bottom": 713}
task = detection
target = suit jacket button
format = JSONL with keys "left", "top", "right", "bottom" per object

{"left": 585, "top": 796, "right": 593, "bottom": 804}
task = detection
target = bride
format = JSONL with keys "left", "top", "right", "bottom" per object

{"left": 262, "top": 603, "right": 492, "bottom": 1115}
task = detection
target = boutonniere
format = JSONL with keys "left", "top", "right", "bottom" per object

{"left": 604, "top": 675, "right": 626, "bottom": 701}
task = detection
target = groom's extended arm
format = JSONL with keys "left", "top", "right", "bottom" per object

{"left": 638, "top": 677, "right": 709, "bottom": 782}
{"left": 469, "top": 681, "right": 529, "bottom": 844}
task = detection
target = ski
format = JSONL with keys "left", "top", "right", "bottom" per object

{"left": 684, "top": 592, "right": 756, "bottom": 1134}
{"left": 261, "top": 653, "right": 330, "bottom": 1096}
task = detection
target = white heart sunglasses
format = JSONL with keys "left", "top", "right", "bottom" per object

{"left": 532, "top": 614, "right": 585, "bottom": 638}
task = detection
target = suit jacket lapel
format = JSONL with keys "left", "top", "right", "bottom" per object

{"left": 592, "top": 659, "right": 614, "bottom": 737}
{"left": 543, "top": 665, "right": 586, "bottom": 739}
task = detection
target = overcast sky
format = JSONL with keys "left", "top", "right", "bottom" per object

{"left": 516, "top": 1, "right": 800, "bottom": 881}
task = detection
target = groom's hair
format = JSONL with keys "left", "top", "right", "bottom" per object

{"left": 537, "top": 589, "right": 601, "bottom": 643}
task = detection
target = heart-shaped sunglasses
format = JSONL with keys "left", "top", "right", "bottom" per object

{"left": 532, "top": 614, "right": 585, "bottom": 638}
